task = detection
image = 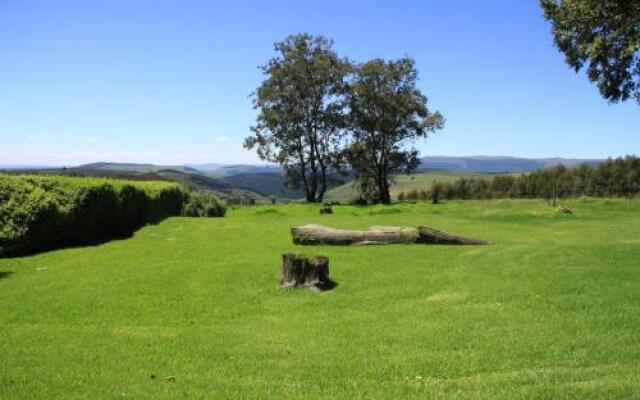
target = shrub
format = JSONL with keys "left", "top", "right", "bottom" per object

{"left": 181, "top": 191, "right": 226, "bottom": 217}
{"left": 349, "top": 196, "right": 369, "bottom": 206}
{"left": 406, "top": 189, "right": 419, "bottom": 201}
{"left": 0, "top": 174, "right": 187, "bottom": 257}
{"left": 319, "top": 206, "right": 333, "bottom": 214}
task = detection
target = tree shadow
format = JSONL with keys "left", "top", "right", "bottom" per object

{"left": 0, "top": 271, "right": 13, "bottom": 281}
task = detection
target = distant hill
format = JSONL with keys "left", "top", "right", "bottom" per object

{"left": 18, "top": 166, "right": 270, "bottom": 202}
{"left": 206, "top": 164, "right": 282, "bottom": 177}
{"left": 184, "top": 163, "right": 226, "bottom": 172}
{"left": 78, "top": 162, "right": 200, "bottom": 174}
{"left": 418, "top": 156, "right": 602, "bottom": 173}
{"left": 2, "top": 157, "right": 605, "bottom": 201}
{"left": 73, "top": 162, "right": 299, "bottom": 198}
{"left": 220, "top": 172, "right": 304, "bottom": 199}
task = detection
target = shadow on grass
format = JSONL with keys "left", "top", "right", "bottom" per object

{"left": 317, "top": 278, "right": 339, "bottom": 291}
{"left": 0, "top": 230, "right": 138, "bottom": 260}
{"left": 0, "top": 271, "right": 14, "bottom": 281}
{"left": 0, "top": 213, "right": 180, "bottom": 259}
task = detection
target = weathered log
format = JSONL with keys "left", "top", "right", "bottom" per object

{"left": 415, "top": 226, "right": 488, "bottom": 245}
{"left": 291, "top": 224, "right": 488, "bottom": 246}
{"left": 281, "top": 253, "right": 333, "bottom": 291}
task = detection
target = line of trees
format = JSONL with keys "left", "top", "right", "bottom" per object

{"left": 398, "top": 156, "right": 640, "bottom": 202}
{"left": 244, "top": 33, "right": 444, "bottom": 204}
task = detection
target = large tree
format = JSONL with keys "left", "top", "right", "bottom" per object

{"left": 245, "top": 34, "right": 350, "bottom": 203}
{"left": 541, "top": 0, "right": 640, "bottom": 104}
{"left": 346, "top": 58, "right": 444, "bottom": 204}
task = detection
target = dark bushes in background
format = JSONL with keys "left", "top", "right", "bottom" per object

{"left": 182, "top": 191, "right": 226, "bottom": 217}
{"left": 0, "top": 174, "right": 194, "bottom": 257}
{"left": 397, "top": 156, "right": 640, "bottom": 202}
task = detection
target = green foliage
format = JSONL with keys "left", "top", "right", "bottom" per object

{"left": 346, "top": 57, "right": 444, "bottom": 204}
{"left": 0, "top": 174, "right": 187, "bottom": 256}
{"left": 247, "top": 34, "right": 444, "bottom": 205}
{"left": 181, "top": 191, "right": 226, "bottom": 217}
{"left": 422, "top": 156, "right": 640, "bottom": 200}
{"left": 541, "top": 0, "right": 640, "bottom": 104}
{"left": 1, "top": 200, "right": 639, "bottom": 398}
{"left": 245, "top": 33, "right": 351, "bottom": 203}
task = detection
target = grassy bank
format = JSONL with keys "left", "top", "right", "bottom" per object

{"left": 0, "top": 199, "right": 638, "bottom": 398}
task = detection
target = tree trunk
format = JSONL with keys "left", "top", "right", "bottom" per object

{"left": 318, "top": 164, "right": 327, "bottom": 203}
{"left": 291, "top": 225, "right": 488, "bottom": 245}
{"left": 281, "top": 253, "right": 332, "bottom": 291}
{"left": 380, "top": 180, "right": 391, "bottom": 204}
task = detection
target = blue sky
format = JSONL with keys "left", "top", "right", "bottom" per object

{"left": 0, "top": 0, "right": 637, "bottom": 166}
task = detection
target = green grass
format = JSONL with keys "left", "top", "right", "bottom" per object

{"left": 1, "top": 198, "right": 639, "bottom": 399}
{"left": 324, "top": 171, "right": 515, "bottom": 202}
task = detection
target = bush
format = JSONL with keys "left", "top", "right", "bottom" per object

{"left": 181, "top": 191, "right": 226, "bottom": 217}
{"left": 0, "top": 174, "right": 188, "bottom": 257}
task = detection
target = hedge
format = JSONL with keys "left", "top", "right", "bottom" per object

{"left": 0, "top": 174, "right": 189, "bottom": 257}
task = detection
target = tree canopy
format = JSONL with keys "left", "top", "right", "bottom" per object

{"left": 346, "top": 58, "right": 444, "bottom": 204}
{"left": 245, "top": 34, "right": 350, "bottom": 203}
{"left": 541, "top": 0, "right": 640, "bottom": 104}
{"left": 246, "top": 34, "right": 443, "bottom": 204}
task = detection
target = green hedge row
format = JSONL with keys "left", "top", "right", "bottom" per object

{"left": 0, "top": 174, "right": 223, "bottom": 257}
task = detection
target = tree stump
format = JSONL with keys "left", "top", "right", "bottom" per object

{"left": 281, "top": 253, "right": 332, "bottom": 291}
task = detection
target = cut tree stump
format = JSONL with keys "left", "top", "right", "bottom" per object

{"left": 291, "top": 224, "right": 488, "bottom": 246}
{"left": 281, "top": 253, "right": 333, "bottom": 291}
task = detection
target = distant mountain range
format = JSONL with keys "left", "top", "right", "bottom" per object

{"left": 416, "top": 156, "right": 602, "bottom": 173}
{"left": 0, "top": 156, "right": 606, "bottom": 200}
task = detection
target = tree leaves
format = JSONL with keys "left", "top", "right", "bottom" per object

{"left": 541, "top": 0, "right": 640, "bottom": 104}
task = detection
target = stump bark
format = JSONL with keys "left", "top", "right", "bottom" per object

{"left": 281, "top": 253, "right": 332, "bottom": 291}
{"left": 291, "top": 224, "right": 487, "bottom": 246}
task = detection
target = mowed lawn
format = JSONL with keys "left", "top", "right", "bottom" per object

{"left": 1, "top": 199, "right": 639, "bottom": 399}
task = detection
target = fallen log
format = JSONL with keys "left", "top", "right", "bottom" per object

{"left": 291, "top": 224, "right": 488, "bottom": 246}
{"left": 281, "top": 253, "right": 334, "bottom": 291}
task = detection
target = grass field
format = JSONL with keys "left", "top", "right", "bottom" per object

{"left": 1, "top": 199, "right": 639, "bottom": 399}
{"left": 324, "top": 171, "right": 513, "bottom": 202}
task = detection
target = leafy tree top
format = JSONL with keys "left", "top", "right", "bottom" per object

{"left": 542, "top": 0, "right": 640, "bottom": 104}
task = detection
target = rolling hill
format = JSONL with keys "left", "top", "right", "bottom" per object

{"left": 1, "top": 157, "right": 604, "bottom": 202}
{"left": 418, "top": 156, "right": 601, "bottom": 173}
